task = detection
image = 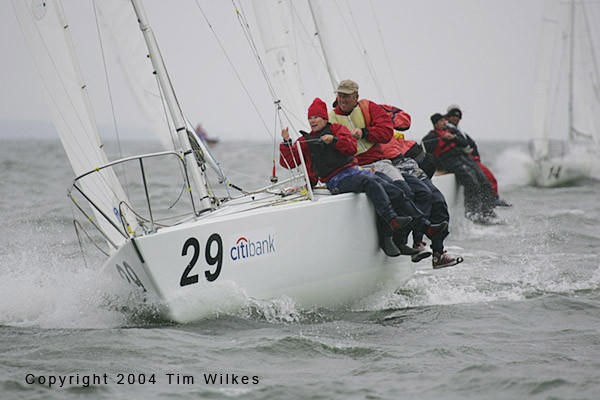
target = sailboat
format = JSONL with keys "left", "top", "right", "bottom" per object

{"left": 12, "top": 0, "right": 414, "bottom": 322}
{"left": 530, "top": 0, "right": 600, "bottom": 187}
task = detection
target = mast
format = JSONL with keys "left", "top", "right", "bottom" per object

{"left": 129, "top": 0, "right": 212, "bottom": 214}
{"left": 568, "top": 0, "right": 575, "bottom": 140}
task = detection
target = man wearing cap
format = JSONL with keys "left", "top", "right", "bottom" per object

{"left": 422, "top": 113, "right": 497, "bottom": 225}
{"left": 329, "top": 79, "right": 398, "bottom": 172}
{"left": 445, "top": 105, "right": 511, "bottom": 207}
{"left": 329, "top": 79, "right": 434, "bottom": 254}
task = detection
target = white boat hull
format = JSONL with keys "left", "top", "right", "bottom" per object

{"left": 104, "top": 192, "right": 414, "bottom": 322}
{"left": 533, "top": 158, "right": 593, "bottom": 187}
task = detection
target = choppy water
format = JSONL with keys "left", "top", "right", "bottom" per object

{"left": 1, "top": 137, "right": 600, "bottom": 399}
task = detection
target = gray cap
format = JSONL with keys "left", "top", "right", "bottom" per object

{"left": 335, "top": 79, "right": 359, "bottom": 94}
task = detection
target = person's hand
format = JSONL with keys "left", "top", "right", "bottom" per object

{"left": 321, "top": 134, "right": 334, "bottom": 144}
{"left": 350, "top": 128, "right": 362, "bottom": 139}
{"left": 442, "top": 132, "right": 455, "bottom": 140}
{"left": 281, "top": 127, "right": 290, "bottom": 141}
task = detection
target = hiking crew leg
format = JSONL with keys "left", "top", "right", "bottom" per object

{"left": 373, "top": 172, "right": 434, "bottom": 243}
{"left": 441, "top": 157, "right": 484, "bottom": 214}
{"left": 335, "top": 172, "right": 398, "bottom": 224}
{"left": 362, "top": 160, "right": 405, "bottom": 182}
{"left": 423, "top": 180, "right": 449, "bottom": 253}
{"left": 403, "top": 174, "right": 433, "bottom": 217}
{"left": 373, "top": 172, "right": 422, "bottom": 217}
{"left": 476, "top": 160, "right": 499, "bottom": 198}
{"left": 468, "top": 159, "right": 496, "bottom": 212}
{"left": 403, "top": 174, "right": 432, "bottom": 243}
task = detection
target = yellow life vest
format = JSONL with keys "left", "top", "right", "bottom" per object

{"left": 393, "top": 131, "right": 405, "bottom": 140}
{"left": 328, "top": 102, "right": 373, "bottom": 155}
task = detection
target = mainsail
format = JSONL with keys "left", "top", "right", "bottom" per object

{"left": 94, "top": 0, "right": 177, "bottom": 151}
{"left": 570, "top": 1, "right": 600, "bottom": 142}
{"left": 12, "top": 0, "right": 133, "bottom": 247}
{"left": 532, "top": 0, "right": 600, "bottom": 160}
{"left": 532, "top": 0, "right": 561, "bottom": 159}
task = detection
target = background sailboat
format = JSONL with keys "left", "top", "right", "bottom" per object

{"left": 530, "top": 0, "right": 600, "bottom": 187}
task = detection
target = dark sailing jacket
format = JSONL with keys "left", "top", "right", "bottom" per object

{"left": 279, "top": 122, "right": 357, "bottom": 184}
{"left": 422, "top": 128, "right": 471, "bottom": 161}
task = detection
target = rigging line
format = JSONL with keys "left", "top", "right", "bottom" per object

{"left": 278, "top": 142, "right": 307, "bottom": 183}
{"left": 288, "top": 1, "right": 337, "bottom": 94}
{"left": 581, "top": 1, "right": 600, "bottom": 102}
{"left": 285, "top": 2, "right": 307, "bottom": 99}
{"left": 542, "top": 3, "right": 566, "bottom": 135}
{"left": 15, "top": 3, "right": 125, "bottom": 215}
{"left": 153, "top": 57, "right": 178, "bottom": 151}
{"left": 210, "top": 142, "right": 277, "bottom": 151}
{"left": 231, "top": 0, "right": 298, "bottom": 138}
{"left": 342, "top": 1, "right": 386, "bottom": 101}
{"left": 92, "top": 0, "right": 129, "bottom": 193}
{"left": 288, "top": 2, "right": 328, "bottom": 67}
{"left": 277, "top": 102, "right": 306, "bottom": 134}
{"left": 272, "top": 104, "right": 280, "bottom": 179}
{"left": 18, "top": 3, "right": 106, "bottom": 173}
{"left": 69, "top": 201, "right": 90, "bottom": 268}
{"left": 234, "top": 0, "right": 279, "bottom": 98}
{"left": 233, "top": 3, "right": 281, "bottom": 103}
{"left": 192, "top": 0, "right": 272, "bottom": 139}
{"left": 74, "top": 219, "right": 110, "bottom": 258}
{"left": 368, "top": 0, "right": 403, "bottom": 104}
{"left": 550, "top": 24, "right": 569, "bottom": 133}
{"left": 14, "top": 2, "right": 129, "bottom": 243}
{"left": 218, "top": 166, "right": 282, "bottom": 184}
{"left": 332, "top": 0, "right": 385, "bottom": 101}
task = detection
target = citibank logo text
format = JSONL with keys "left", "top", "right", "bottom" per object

{"left": 230, "top": 235, "right": 276, "bottom": 261}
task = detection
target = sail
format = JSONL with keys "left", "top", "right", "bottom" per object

{"left": 12, "top": 0, "right": 131, "bottom": 247}
{"left": 570, "top": 1, "right": 600, "bottom": 142}
{"left": 250, "top": 0, "right": 308, "bottom": 129}
{"left": 532, "top": 0, "right": 562, "bottom": 159}
{"left": 532, "top": 0, "right": 600, "bottom": 160}
{"left": 94, "top": 0, "right": 178, "bottom": 151}
{"left": 95, "top": 0, "right": 227, "bottom": 188}
{"left": 307, "top": 0, "right": 340, "bottom": 92}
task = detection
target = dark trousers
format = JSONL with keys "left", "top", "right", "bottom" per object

{"left": 373, "top": 173, "right": 432, "bottom": 246}
{"left": 374, "top": 172, "right": 425, "bottom": 222}
{"left": 404, "top": 175, "right": 449, "bottom": 253}
{"left": 438, "top": 155, "right": 495, "bottom": 214}
{"left": 335, "top": 172, "right": 400, "bottom": 236}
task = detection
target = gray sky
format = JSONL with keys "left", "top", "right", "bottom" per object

{"left": 0, "top": 0, "right": 546, "bottom": 142}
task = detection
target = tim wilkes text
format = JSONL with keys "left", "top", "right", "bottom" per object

{"left": 24, "top": 373, "right": 260, "bottom": 388}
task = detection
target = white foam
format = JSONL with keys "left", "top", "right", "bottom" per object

{"left": 494, "top": 147, "right": 536, "bottom": 187}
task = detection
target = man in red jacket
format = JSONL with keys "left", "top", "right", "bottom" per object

{"left": 329, "top": 80, "right": 444, "bottom": 260}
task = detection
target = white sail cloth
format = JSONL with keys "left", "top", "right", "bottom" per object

{"left": 13, "top": 0, "right": 133, "bottom": 246}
